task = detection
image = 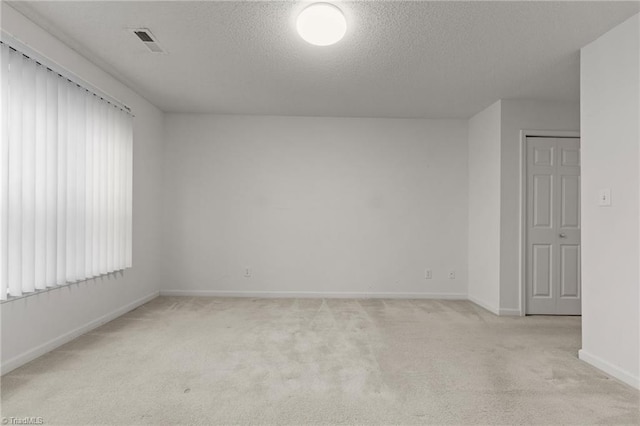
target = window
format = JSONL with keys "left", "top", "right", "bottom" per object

{"left": 0, "top": 42, "right": 133, "bottom": 300}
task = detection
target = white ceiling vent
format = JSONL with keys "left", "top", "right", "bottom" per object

{"left": 130, "top": 28, "right": 166, "bottom": 54}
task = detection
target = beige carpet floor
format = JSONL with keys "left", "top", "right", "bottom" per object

{"left": 1, "top": 297, "right": 638, "bottom": 425}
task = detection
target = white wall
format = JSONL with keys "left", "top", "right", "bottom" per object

{"left": 161, "top": 115, "right": 468, "bottom": 297}
{"left": 0, "top": 5, "right": 164, "bottom": 373}
{"left": 499, "top": 100, "right": 580, "bottom": 313}
{"left": 467, "top": 101, "right": 502, "bottom": 313}
{"left": 579, "top": 13, "right": 639, "bottom": 389}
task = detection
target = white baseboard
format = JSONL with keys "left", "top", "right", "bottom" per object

{"left": 467, "top": 295, "right": 500, "bottom": 315}
{"left": 578, "top": 349, "right": 639, "bottom": 389}
{"left": 1, "top": 291, "right": 159, "bottom": 376}
{"left": 499, "top": 307, "right": 522, "bottom": 316}
{"left": 159, "top": 289, "right": 467, "bottom": 300}
{"left": 467, "top": 295, "right": 522, "bottom": 316}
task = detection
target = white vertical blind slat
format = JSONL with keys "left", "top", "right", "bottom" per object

{"left": 45, "top": 70, "right": 58, "bottom": 287}
{"left": 56, "top": 78, "right": 67, "bottom": 285}
{"left": 115, "top": 110, "right": 124, "bottom": 269}
{"left": 106, "top": 106, "right": 114, "bottom": 273}
{"left": 0, "top": 44, "right": 9, "bottom": 300}
{"left": 21, "top": 57, "right": 37, "bottom": 293}
{"left": 125, "top": 115, "right": 133, "bottom": 268}
{"left": 76, "top": 89, "right": 86, "bottom": 280}
{"left": 91, "top": 96, "right": 101, "bottom": 278}
{"left": 113, "top": 110, "right": 120, "bottom": 269}
{"left": 34, "top": 63, "right": 47, "bottom": 290}
{"left": 65, "top": 82, "right": 77, "bottom": 283}
{"left": 84, "top": 93, "right": 93, "bottom": 278}
{"left": 119, "top": 111, "right": 127, "bottom": 268}
{"left": 0, "top": 43, "right": 135, "bottom": 299}
{"left": 99, "top": 102, "right": 108, "bottom": 275}
{"left": 8, "top": 49, "right": 23, "bottom": 297}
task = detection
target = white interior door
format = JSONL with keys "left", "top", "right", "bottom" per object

{"left": 526, "top": 137, "right": 581, "bottom": 315}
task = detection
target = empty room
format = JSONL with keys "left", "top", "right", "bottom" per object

{"left": 1, "top": 0, "right": 639, "bottom": 424}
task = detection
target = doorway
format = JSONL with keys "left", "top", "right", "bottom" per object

{"left": 524, "top": 135, "right": 581, "bottom": 315}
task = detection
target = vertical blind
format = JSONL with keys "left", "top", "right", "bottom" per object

{"left": 0, "top": 42, "right": 133, "bottom": 301}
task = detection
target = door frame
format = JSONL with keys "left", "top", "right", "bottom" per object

{"left": 519, "top": 130, "right": 580, "bottom": 316}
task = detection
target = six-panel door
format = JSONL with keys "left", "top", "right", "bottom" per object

{"left": 526, "top": 137, "right": 581, "bottom": 315}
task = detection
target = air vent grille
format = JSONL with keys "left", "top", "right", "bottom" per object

{"left": 130, "top": 28, "right": 166, "bottom": 54}
{"left": 134, "top": 31, "right": 154, "bottom": 43}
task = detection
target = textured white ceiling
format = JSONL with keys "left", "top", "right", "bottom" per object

{"left": 8, "top": 1, "right": 640, "bottom": 118}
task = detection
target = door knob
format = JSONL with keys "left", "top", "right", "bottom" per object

{"left": 559, "top": 233, "right": 567, "bottom": 238}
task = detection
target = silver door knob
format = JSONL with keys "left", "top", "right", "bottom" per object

{"left": 559, "top": 233, "right": 567, "bottom": 238}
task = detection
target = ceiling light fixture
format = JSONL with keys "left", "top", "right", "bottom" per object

{"left": 296, "top": 3, "right": 347, "bottom": 46}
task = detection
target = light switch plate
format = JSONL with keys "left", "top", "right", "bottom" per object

{"left": 598, "top": 188, "right": 611, "bottom": 206}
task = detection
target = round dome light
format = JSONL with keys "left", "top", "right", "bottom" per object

{"left": 296, "top": 3, "right": 347, "bottom": 46}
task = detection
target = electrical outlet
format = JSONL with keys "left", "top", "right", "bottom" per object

{"left": 244, "top": 268, "right": 251, "bottom": 278}
{"left": 448, "top": 271, "right": 456, "bottom": 279}
{"left": 425, "top": 269, "right": 432, "bottom": 279}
